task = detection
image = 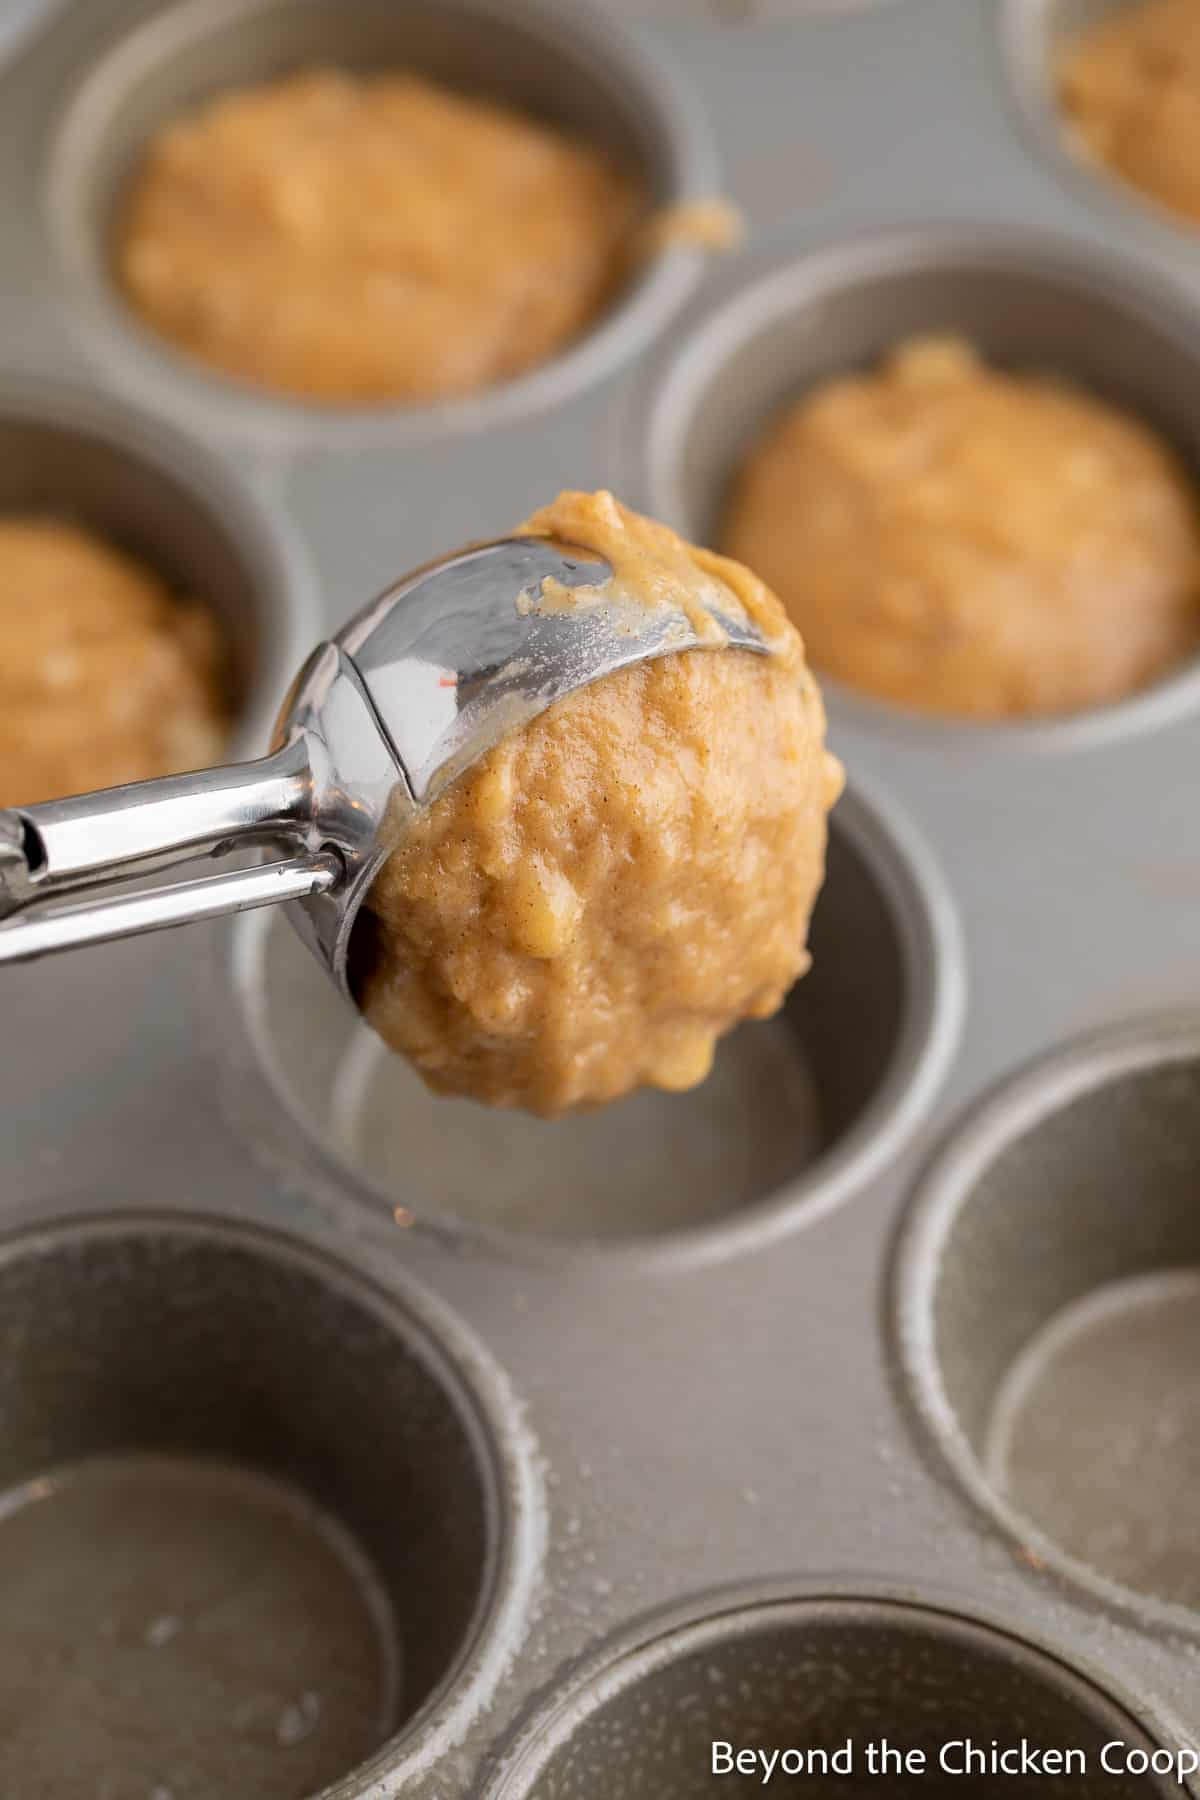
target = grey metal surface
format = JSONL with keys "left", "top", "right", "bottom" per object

{"left": 3, "top": 0, "right": 1200, "bottom": 1794}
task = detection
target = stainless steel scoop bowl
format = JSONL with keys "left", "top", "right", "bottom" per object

{"left": 0, "top": 533, "right": 770, "bottom": 998}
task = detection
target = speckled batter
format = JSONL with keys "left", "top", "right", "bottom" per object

{"left": 0, "top": 519, "right": 228, "bottom": 807}
{"left": 722, "top": 336, "right": 1200, "bottom": 719}
{"left": 116, "top": 69, "right": 645, "bottom": 405}
{"left": 358, "top": 491, "right": 842, "bottom": 1117}
{"left": 1060, "top": 0, "right": 1200, "bottom": 228}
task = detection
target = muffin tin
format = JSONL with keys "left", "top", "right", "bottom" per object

{"left": 3, "top": 0, "right": 1200, "bottom": 1794}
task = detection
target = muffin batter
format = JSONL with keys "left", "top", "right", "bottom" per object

{"left": 117, "top": 69, "right": 645, "bottom": 405}
{"left": 358, "top": 491, "right": 843, "bottom": 1117}
{"left": 0, "top": 519, "right": 228, "bottom": 807}
{"left": 722, "top": 335, "right": 1200, "bottom": 719}
{"left": 1059, "top": 0, "right": 1200, "bottom": 227}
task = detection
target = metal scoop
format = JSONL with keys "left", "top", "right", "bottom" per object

{"left": 0, "top": 533, "right": 770, "bottom": 998}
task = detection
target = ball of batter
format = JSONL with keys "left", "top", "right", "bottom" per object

{"left": 116, "top": 69, "right": 645, "bottom": 405}
{"left": 722, "top": 336, "right": 1200, "bottom": 719}
{"left": 357, "top": 492, "right": 843, "bottom": 1117}
{"left": 1059, "top": 0, "right": 1200, "bottom": 228}
{"left": 0, "top": 519, "right": 228, "bottom": 807}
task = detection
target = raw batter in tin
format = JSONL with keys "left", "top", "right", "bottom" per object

{"left": 116, "top": 69, "right": 645, "bottom": 404}
{"left": 722, "top": 335, "right": 1200, "bottom": 719}
{"left": 357, "top": 491, "right": 843, "bottom": 1117}
{"left": 1059, "top": 0, "right": 1200, "bottom": 227}
{"left": 0, "top": 519, "right": 228, "bottom": 807}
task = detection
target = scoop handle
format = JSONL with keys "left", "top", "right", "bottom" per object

{"left": 0, "top": 851, "right": 341, "bottom": 963}
{"left": 0, "top": 738, "right": 335, "bottom": 963}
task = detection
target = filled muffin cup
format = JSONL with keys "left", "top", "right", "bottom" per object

{"left": 45, "top": 0, "right": 717, "bottom": 441}
{"left": 1006, "top": 0, "right": 1200, "bottom": 243}
{"left": 0, "top": 377, "right": 311, "bottom": 783}
{"left": 629, "top": 226, "right": 1200, "bottom": 742}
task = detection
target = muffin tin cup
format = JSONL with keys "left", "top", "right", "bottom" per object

{"left": 41, "top": 0, "right": 718, "bottom": 448}
{"left": 1003, "top": 1, "right": 1200, "bottom": 254}
{"left": 485, "top": 1586, "right": 1188, "bottom": 1798}
{"left": 9, "top": 0, "right": 1200, "bottom": 1793}
{"left": 896, "top": 1016, "right": 1200, "bottom": 1636}
{"left": 624, "top": 221, "right": 1200, "bottom": 749}
{"left": 0, "top": 373, "right": 316, "bottom": 760}
{"left": 0, "top": 1209, "right": 543, "bottom": 1798}
{"left": 221, "top": 776, "right": 963, "bottom": 1264}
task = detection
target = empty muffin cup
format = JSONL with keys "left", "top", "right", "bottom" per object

{"left": 0, "top": 1211, "right": 537, "bottom": 1797}
{"left": 485, "top": 1593, "right": 1178, "bottom": 1797}
{"left": 46, "top": 0, "right": 715, "bottom": 437}
{"left": 228, "top": 783, "right": 959, "bottom": 1254}
{"left": 898, "top": 1018, "right": 1200, "bottom": 1625}
{"left": 632, "top": 227, "right": 1200, "bottom": 736}
{"left": 0, "top": 378, "right": 309, "bottom": 767}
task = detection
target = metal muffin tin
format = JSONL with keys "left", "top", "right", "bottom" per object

{"left": 4, "top": 0, "right": 1200, "bottom": 1793}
